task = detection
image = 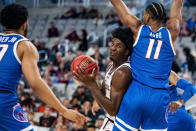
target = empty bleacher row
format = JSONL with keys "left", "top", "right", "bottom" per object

{"left": 28, "top": 18, "right": 106, "bottom": 39}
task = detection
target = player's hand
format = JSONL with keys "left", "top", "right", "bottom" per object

{"left": 169, "top": 71, "right": 180, "bottom": 86}
{"left": 92, "top": 101, "right": 101, "bottom": 116}
{"left": 63, "top": 109, "right": 88, "bottom": 126}
{"left": 169, "top": 100, "right": 184, "bottom": 113}
{"left": 73, "top": 66, "right": 96, "bottom": 87}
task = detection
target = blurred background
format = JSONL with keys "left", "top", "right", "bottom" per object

{"left": 0, "top": 0, "right": 196, "bottom": 130}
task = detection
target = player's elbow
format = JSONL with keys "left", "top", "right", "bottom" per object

{"left": 28, "top": 83, "right": 37, "bottom": 90}
{"left": 122, "top": 16, "right": 132, "bottom": 27}
{"left": 28, "top": 77, "right": 42, "bottom": 90}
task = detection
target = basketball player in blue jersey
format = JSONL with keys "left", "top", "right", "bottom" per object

{"left": 168, "top": 71, "right": 195, "bottom": 131}
{"left": 0, "top": 4, "right": 86, "bottom": 131}
{"left": 110, "top": 0, "right": 183, "bottom": 130}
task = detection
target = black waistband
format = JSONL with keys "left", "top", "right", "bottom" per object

{"left": 0, "top": 90, "right": 13, "bottom": 94}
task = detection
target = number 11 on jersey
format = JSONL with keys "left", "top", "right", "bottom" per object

{"left": 145, "top": 39, "right": 163, "bottom": 59}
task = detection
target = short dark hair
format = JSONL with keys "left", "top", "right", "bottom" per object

{"left": 146, "top": 2, "right": 166, "bottom": 21}
{"left": 0, "top": 4, "right": 28, "bottom": 29}
{"left": 112, "top": 27, "right": 134, "bottom": 54}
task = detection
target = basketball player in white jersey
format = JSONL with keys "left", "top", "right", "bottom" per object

{"left": 73, "top": 27, "right": 134, "bottom": 130}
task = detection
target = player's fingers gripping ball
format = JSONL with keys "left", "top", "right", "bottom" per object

{"left": 71, "top": 55, "right": 98, "bottom": 77}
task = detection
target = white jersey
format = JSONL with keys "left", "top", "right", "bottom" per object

{"left": 100, "top": 62, "right": 131, "bottom": 131}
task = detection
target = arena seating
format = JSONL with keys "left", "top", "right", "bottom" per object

{"left": 0, "top": 1, "right": 195, "bottom": 130}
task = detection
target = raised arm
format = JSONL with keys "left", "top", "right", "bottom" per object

{"left": 17, "top": 41, "right": 86, "bottom": 125}
{"left": 166, "top": 0, "right": 183, "bottom": 43}
{"left": 74, "top": 66, "right": 132, "bottom": 116}
{"left": 110, "top": 0, "right": 142, "bottom": 36}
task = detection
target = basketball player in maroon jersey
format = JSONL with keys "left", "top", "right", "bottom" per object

{"left": 73, "top": 28, "right": 134, "bottom": 130}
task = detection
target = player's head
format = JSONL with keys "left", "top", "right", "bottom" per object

{"left": 110, "top": 27, "right": 134, "bottom": 62}
{"left": 0, "top": 4, "right": 28, "bottom": 36}
{"left": 144, "top": 2, "right": 166, "bottom": 24}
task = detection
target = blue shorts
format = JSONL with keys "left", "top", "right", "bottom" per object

{"left": 168, "top": 106, "right": 195, "bottom": 131}
{"left": 113, "top": 80, "right": 170, "bottom": 130}
{"left": 0, "top": 93, "right": 33, "bottom": 131}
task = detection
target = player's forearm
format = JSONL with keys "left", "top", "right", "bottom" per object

{"left": 172, "top": 0, "right": 183, "bottom": 11}
{"left": 89, "top": 83, "right": 118, "bottom": 116}
{"left": 177, "top": 79, "right": 196, "bottom": 102}
{"left": 110, "top": 0, "right": 141, "bottom": 34}
{"left": 174, "top": 0, "right": 183, "bottom": 6}
{"left": 170, "top": 0, "right": 183, "bottom": 20}
{"left": 31, "top": 78, "right": 67, "bottom": 114}
{"left": 110, "top": 0, "right": 131, "bottom": 26}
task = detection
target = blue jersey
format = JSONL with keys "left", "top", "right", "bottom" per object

{"left": 0, "top": 33, "right": 28, "bottom": 94}
{"left": 131, "top": 25, "right": 175, "bottom": 88}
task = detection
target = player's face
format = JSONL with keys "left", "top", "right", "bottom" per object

{"left": 110, "top": 38, "right": 128, "bottom": 62}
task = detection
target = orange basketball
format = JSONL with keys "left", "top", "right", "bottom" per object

{"left": 71, "top": 55, "right": 98, "bottom": 77}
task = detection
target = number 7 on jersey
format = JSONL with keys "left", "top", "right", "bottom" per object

{"left": 0, "top": 44, "right": 8, "bottom": 61}
{"left": 145, "top": 39, "right": 163, "bottom": 59}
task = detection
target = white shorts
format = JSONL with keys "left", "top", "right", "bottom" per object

{"left": 99, "top": 117, "right": 114, "bottom": 131}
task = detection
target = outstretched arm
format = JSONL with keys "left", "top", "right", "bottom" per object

{"left": 169, "top": 71, "right": 196, "bottom": 112}
{"left": 18, "top": 41, "right": 86, "bottom": 125}
{"left": 166, "top": 0, "right": 183, "bottom": 43}
{"left": 177, "top": 79, "right": 196, "bottom": 103}
{"left": 169, "top": 71, "right": 183, "bottom": 113}
{"left": 169, "top": 71, "right": 196, "bottom": 102}
{"left": 74, "top": 66, "right": 132, "bottom": 116}
{"left": 110, "top": 0, "right": 142, "bottom": 36}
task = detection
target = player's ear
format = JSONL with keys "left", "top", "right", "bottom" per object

{"left": 125, "top": 49, "right": 130, "bottom": 56}
{"left": 145, "top": 11, "right": 151, "bottom": 23}
{"left": 21, "top": 21, "right": 28, "bottom": 32}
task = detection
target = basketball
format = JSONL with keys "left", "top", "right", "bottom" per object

{"left": 71, "top": 55, "right": 98, "bottom": 76}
